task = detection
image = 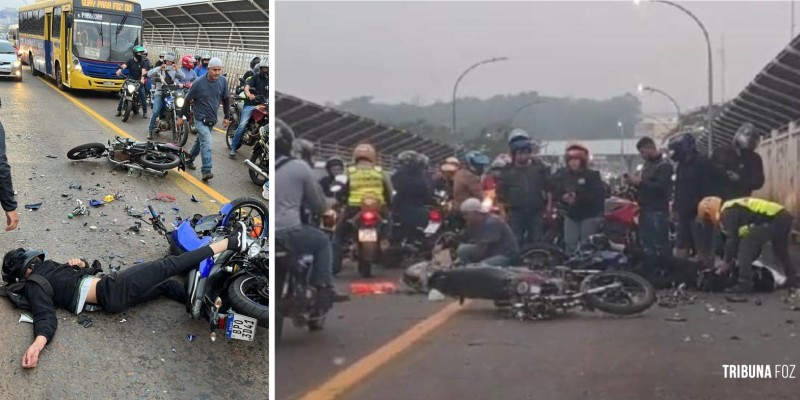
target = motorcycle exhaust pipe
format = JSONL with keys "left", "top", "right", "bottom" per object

{"left": 108, "top": 158, "right": 168, "bottom": 177}
{"left": 244, "top": 159, "right": 268, "bottom": 179}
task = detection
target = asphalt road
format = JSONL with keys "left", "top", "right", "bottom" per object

{"left": 0, "top": 69, "right": 266, "bottom": 399}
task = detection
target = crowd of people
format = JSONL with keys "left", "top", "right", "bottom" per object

{"left": 277, "top": 118, "right": 797, "bottom": 297}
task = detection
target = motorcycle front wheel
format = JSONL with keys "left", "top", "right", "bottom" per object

{"left": 224, "top": 197, "right": 269, "bottom": 236}
{"left": 67, "top": 143, "right": 107, "bottom": 160}
{"left": 226, "top": 122, "right": 244, "bottom": 150}
{"left": 228, "top": 274, "right": 269, "bottom": 328}
{"left": 580, "top": 270, "right": 656, "bottom": 315}
{"left": 122, "top": 98, "right": 133, "bottom": 122}
{"left": 170, "top": 115, "right": 189, "bottom": 147}
{"left": 139, "top": 151, "right": 181, "bottom": 170}
{"left": 249, "top": 147, "right": 268, "bottom": 186}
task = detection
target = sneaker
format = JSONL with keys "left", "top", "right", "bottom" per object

{"left": 146, "top": 132, "right": 153, "bottom": 140}
{"left": 202, "top": 172, "right": 213, "bottom": 181}
{"left": 185, "top": 161, "right": 196, "bottom": 170}
{"left": 115, "top": 110, "right": 122, "bottom": 117}
{"left": 228, "top": 149, "right": 236, "bottom": 158}
{"left": 142, "top": 113, "right": 148, "bottom": 119}
{"left": 227, "top": 221, "right": 248, "bottom": 253}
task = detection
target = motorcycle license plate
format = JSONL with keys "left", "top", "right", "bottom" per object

{"left": 423, "top": 222, "right": 440, "bottom": 235}
{"left": 225, "top": 313, "right": 257, "bottom": 341}
{"left": 358, "top": 228, "right": 378, "bottom": 242}
{"left": 103, "top": 81, "right": 116, "bottom": 87}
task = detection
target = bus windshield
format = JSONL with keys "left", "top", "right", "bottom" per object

{"left": 72, "top": 11, "right": 141, "bottom": 62}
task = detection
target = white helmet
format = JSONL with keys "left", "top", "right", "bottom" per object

{"left": 257, "top": 57, "right": 269, "bottom": 69}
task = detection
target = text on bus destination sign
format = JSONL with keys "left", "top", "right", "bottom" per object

{"left": 81, "top": 0, "right": 134, "bottom": 13}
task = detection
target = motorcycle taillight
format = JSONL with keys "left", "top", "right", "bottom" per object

{"left": 428, "top": 209, "right": 442, "bottom": 222}
{"left": 361, "top": 211, "right": 378, "bottom": 227}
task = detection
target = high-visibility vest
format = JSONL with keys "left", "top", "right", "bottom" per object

{"left": 348, "top": 165, "right": 384, "bottom": 206}
{"left": 721, "top": 197, "right": 784, "bottom": 237}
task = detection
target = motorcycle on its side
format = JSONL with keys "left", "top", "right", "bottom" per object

{"left": 67, "top": 136, "right": 188, "bottom": 176}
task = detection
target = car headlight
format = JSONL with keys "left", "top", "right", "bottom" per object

{"left": 175, "top": 97, "right": 185, "bottom": 108}
{"left": 127, "top": 84, "right": 135, "bottom": 93}
{"left": 13, "top": 60, "right": 20, "bottom": 68}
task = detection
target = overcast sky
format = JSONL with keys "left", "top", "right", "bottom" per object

{"left": 277, "top": 1, "right": 798, "bottom": 114}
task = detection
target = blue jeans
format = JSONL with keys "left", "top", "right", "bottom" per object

{"left": 456, "top": 244, "right": 510, "bottom": 267}
{"left": 508, "top": 208, "right": 543, "bottom": 246}
{"left": 563, "top": 216, "right": 603, "bottom": 254}
{"left": 189, "top": 122, "right": 213, "bottom": 174}
{"left": 147, "top": 93, "right": 165, "bottom": 133}
{"left": 638, "top": 211, "right": 670, "bottom": 257}
{"left": 117, "top": 85, "right": 147, "bottom": 114}
{"left": 276, "top": 225, "right": 333, "bottom": 286}
{"left": 231, "top": 105, "right": 255, "bottom": 150}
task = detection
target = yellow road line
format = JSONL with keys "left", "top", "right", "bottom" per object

{"left": 41, "top": 79, "right": 230, "bottom": 211}
{"left": 298, "top": 300, "right": 469, "bottom": 400}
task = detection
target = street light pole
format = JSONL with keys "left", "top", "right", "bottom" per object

{"left": 638, "top": 84, "right": 682, "bottom": 131}
{"left": 618, "top": 121, "right": 625, "bottom": 171}
{"left": 636, "top": 0, "right": 713, "bottom": 156}
{"left": 508, "top": 100, "right": 549, "bottom": 127}
{"left": 451, "top": 57, "right": 509, "bottom": 139}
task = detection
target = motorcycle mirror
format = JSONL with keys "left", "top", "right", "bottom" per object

{"left": 334, "top": 174, "right": 348, "bottom": 184}
{"left": 330, "top": 184, "right": 342, "bottom": 193}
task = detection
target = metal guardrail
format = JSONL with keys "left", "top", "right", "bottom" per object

{"left": 755, "top": 121, "right": 800, "bottom": 231}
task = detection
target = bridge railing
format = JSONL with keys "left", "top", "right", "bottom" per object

{"left": 141, "top": 45, "right": 262, "bottom": 93}
{"left": 756, "top": 121, "right": 800, "bottom": 230}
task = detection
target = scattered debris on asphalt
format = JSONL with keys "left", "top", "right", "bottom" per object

{"left": 755, "top": 299, "right": 763, "bottom": 306}
{"left": 69, "top": 182, "right": 82, "bottom": 190}
{"left": 172, "top": 348, "right": 177, "bottom": 353}
{"left": 191, "top": 195, "right": 201, "bottom": 203}
{"left": 786, "top": 319, "right": 795, "bottom": 324}
{"left": 332, "top": 357, "right": 346, "bottom": 366}
{"left": 683, "top": 336, "right": 691, "bottom": 342}
{"left": 24, "top": 203, "right": 42, "bottom": 210}
{"left": 428, "top": 289, "right": 446, "bottom": 301}
{"left": 134, "top": 259, "right": 145, "bottom": 264}
{"left": 88, "top": 199, "right": 104, "bottom": 207}
{"left": 152, "top": 192, "right": 177, "bottom": 202}
{"left": 725, "top": 296, "right": 748, "bottom": 303}
{"left": 186, "top": 335, "right": 196, "bottom": 342}
{"left": 89, "top": 226, "right": 98, "bottom": 231}
{"left": 119, "top": 319, "right": 127, "bottom": 323}
{"left": 71, "top": 200, "right": 89, "bottom": 216}
{"left": 19, "top": 313, "right": 33, "bottom": 324}
{"left": 665, "top": 314, "right": 686, "bottom": 322}
{"left": 729, "top": 335, "right": 741, "bottom": 340}
{"left": 77, "top": 315, "right": 93, "bottom": 328}
{"left": 46, "top": 155, "right": 58, "bottom": 159}
{"left": 657, "top": 283, "right": 697, "bottom": 308}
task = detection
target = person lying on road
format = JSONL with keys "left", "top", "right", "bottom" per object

{"left": 456, "top": 198, "right": 520, "bottom": 267}
{"left": 1, "top": 222, "right": 249, "bottom": 369}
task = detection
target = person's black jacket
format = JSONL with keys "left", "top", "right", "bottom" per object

{"left": 243, "top": 74, "right": 268, "bottom": 106}
{"left": 319, "top": 175, "right": 335, "bottom": 198}
{"left": 23, "top": 261, "right": 94, "bottom": 344}
{"left": 497, "top": 160, "right": 550, "bottom": 211}
{"left": 391, "top": 164, "right": 433, "bottom": 209}
{"left": 0, "top": 121, "right": 17, "bottom": 212}
{"left": 711, "top": 145, "right": 764, "bottom": 200}
{"left": 635, "top": 154, "right": 673, "bottom": 213}
{"left": 674, "top": 152, "right": 715, "bottom": 219}
{"left": 123, "top": 57, "right": 146, "bottom": 80}
{"left": 551, "top": 167, "right": 605, "bottom": 221}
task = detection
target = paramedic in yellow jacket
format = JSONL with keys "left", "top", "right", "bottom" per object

{"left": 332, "top": 143, "right": 394, "bottom": 273}
{"left": 697, "top": 196, "right": 798, "bottom": 294}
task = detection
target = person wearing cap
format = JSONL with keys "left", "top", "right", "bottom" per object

{"left": 146, "top": 52, "right": 186, "bottom": 140}
{"left": 176, "top": 57, "right": 231, "bottom": 182}
{"left": 0, "top": 100, "right": 18, "bottom": 232}
{"left": 550, "top": 143, "right": 605, "bottom": 254}
{"left": 697, "top": 196, "right": 798, "bottom": 294}
{"left": 456, "top": 198, "right": 519, "bottom": 266}
{"left": 434, "top": 156, "right": 460, "bottom": 201}
{"left": 1, "top": 224, "right": 250, "bottom": 369}
{"left": 194, "top": 53, "right": 211, "bottom": 77}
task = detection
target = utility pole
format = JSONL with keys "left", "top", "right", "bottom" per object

{"left": 720, "top": 34, "right": 726, "bottom": 104}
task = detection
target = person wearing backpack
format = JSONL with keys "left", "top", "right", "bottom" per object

{"left": 1, "top": 224, "right": 249, "bottom": 369}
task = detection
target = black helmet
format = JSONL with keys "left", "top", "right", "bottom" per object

{"left": 294, "top": 139, "right": 315, "bottom": 164}
{"left": 276, "top": 119, "right": 295, "bottom": 157}
{"left": 325, "top": 156, "right": 345, "bottom": 171}
{"left": 397, "top": 150, "right": 429, "bottom": 168}
{"left": 250, "top": 57, "right": 261, "bottom": 69}
{"left": 733, "top": 122, "right": 759, "bottom": 151}
{"left": 2, "top": 248, "right": 45, "bottom": 284}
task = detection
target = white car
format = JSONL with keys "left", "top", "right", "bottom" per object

{"left": 0, "top": 40, "right": 22, "bottom": 82}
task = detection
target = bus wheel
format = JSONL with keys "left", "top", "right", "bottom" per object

{"left": 56, "top": 64, "right": 64, "bottom": 91}
{"left": 29, "top": 53, "right": 38, "bottom": 77}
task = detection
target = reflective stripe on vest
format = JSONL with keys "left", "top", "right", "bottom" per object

{"left": 348, "top": 165, "right": 385, "bottom": 206}
{"left": 721, "top": 198, "right": 784, "bottom": 217}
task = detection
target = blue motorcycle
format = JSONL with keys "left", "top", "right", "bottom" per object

{"left": 147, "top": 197, "right": 268, "bottom": 342}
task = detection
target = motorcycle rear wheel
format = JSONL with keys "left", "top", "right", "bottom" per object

{"left": 67, "top": 143, "right": 106, "bottom": 160}
{"left": 358, "top": 242, "right": 378, "bottom": 278}
{"left": 226, "top": 122, "right": 244, "bottom": 150}
{"left": 580, "top": 270, "right": 656, "bottom": 315}
{"left": 248, "top": 147, "right": 268, "bottom": 186}
{"left": 224, "top": 197, "right": 269, "bottom": 236}
{"left": 228, "top": 274, "right": 269, "bottom": 328}
{"left": 122, "top": 99, "right": 133, "bottom": 122}
{"left": 139, "top": 152, "right": 181, "bottom": 170}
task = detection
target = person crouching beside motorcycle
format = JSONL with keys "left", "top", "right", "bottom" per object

{"left": 668, "top": 132, "right": 716, "bottom": 266}
{"left": 551, "top": 143, "right": 605, "bottom": 254}
{"left": 697, "top": 196, "right": 799, "bottom": 294}
{"left": 146, "top": 52, "right": 186, "bottom": 140}
{"left": 390, "top": 150, "right": 434, "bottom": 246}
{"left": 455, "top": 198, "right": 520, "bottom": 266}
{"left": 2, "top": 224, "right": 250, "bottom": 369}
{"left": 319, "top": 156, "right": 346, "bottom": 198}
{"left": 331, "top": 144, "right": 394, "bottom": 273}
{"left": 115, "top": 46, "right": 148, "bottom": 118}
{"left": 230, "top": 58, "right": 269, "bottom": 158}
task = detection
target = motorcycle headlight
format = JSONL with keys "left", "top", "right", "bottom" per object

{"left": 175, "top": 97, "right": 185, "bottom": 108}
{"left": 126, "top": 84, "right": 135, "bottom": 93}
{"left": 515, "top": 280, "right": 530, "bottom": 295}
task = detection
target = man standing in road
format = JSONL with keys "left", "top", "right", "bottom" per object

{"left": 0, "top": 99, "right": 19, "bottom": 232}
{"left": 177, "top": 58, "right": 231, "bottom": 182}
{"left": 626, "top": 137, "right": 673, "bottom": 279}
{"left": 229, "top": 58, "right": 268, "bottom": 158}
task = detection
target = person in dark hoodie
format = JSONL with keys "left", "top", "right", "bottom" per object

{"left": 626, "top": 137, "right": 674, "bottom": 275}
{"left": 551, "top": 143, "right": 606, "bottom": 254}
{"left": 711, "top": 123, "right": 764, "bottom": 201}
{"left": 497, "top": 129, "right": 551, "bottom": 246}
{"left": 391, "top": 150, "right": 434, "bottom": 245}
{"left": 668, "top": 132, "right": 715, "bottom": 266}
{"left": 2, "top": 224, "right": 249, "bottom": 369}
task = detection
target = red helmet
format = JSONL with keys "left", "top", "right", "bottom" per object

{"left": 181, "top": 55, "right": 194, "bottom": 69}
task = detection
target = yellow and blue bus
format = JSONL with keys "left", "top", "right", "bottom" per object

{"left": 18, "top": 0, "right": 142, "bottom": 91}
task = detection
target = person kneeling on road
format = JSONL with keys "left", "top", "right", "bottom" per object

{"left": 1, "top": 223, "right": 250, "bottom": 369}
{"left": 455, "top": 198, "right": 520, "bottom": 267}
{"left": 697, "top": 196, "right": 799, "bottom": 294}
